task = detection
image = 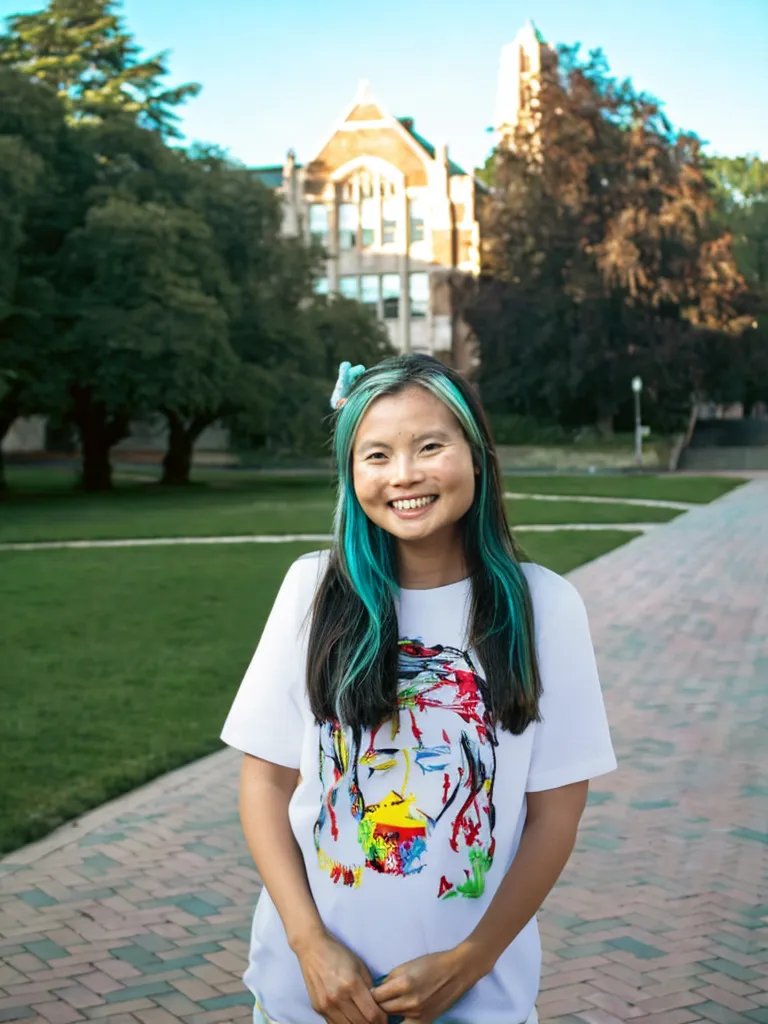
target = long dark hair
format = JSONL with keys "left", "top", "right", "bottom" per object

{"left": 306, "top": 354, "right": 541, "bottom": 736}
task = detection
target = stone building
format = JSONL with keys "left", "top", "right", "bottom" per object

{"left": 255, "top": 81, "right": 485, "bottom": 373}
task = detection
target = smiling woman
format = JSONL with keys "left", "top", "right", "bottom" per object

{"left": 220, "top": 354, "right": 617, "bottom": 1024}
{"left": 352, "top": 391, "right": 476, "bottom": 569}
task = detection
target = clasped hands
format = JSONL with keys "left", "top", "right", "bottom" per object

{"left": 296, "top": 929, "right": 485, "bottom": 1024}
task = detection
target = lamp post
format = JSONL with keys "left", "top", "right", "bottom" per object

{"left": 631, "top": 376, "right": 643, "bottom": 467}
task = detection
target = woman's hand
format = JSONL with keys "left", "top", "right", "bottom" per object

{"left": 372, "top": 947, "right": 483, "bottom": 1024}
{"left": 295, "top": 930, "right": 388, "bottom": 1024}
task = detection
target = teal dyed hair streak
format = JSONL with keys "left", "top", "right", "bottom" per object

{"left": 312, "top": 353, "right": 541, "bottom": 732}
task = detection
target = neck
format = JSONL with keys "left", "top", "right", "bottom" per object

{"left": 396, "top": 527, "right": 469, "bottom": 590}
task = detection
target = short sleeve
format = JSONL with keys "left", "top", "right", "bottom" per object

{"left": 525, "top": 567, "right": 617, "bottom": 793}
{"left": 220, "top": 553, "right": 322, "bottom": 768}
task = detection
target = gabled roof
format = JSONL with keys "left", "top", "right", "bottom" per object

{"left": 397, "top": 117, "right": 468, "bottom": 177}
{"left": 253, "top": 166, "right": 287, "bottom": 189}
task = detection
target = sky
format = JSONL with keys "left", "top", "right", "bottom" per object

{"left": 1, "top": 0, "right": 766, "bottom": 173}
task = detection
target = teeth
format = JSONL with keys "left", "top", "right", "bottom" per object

{"left": 392, "top": 496, "right": 435, "bottom": 511}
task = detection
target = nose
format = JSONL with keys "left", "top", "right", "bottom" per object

{"left": 389, "top": 451, "right": 425, "bottom": 488}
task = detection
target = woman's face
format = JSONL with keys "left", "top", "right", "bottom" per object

{"left": 352, "top": 385, "right": 476, "bottom": 546}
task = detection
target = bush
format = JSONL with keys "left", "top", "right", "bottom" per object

{"left": 487, "top": 413, "right": 572, "bottom": 446}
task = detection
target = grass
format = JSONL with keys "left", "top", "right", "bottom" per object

{"left": 0, "top": 468, "right": 744, "bottom": 543}
{"left": 0, "top": 529, "right": 638, "bottom": 854}
{"left": 1, "top": 543, "right": 316, "bottom": 854}
{"left": 0, "top": 465, "right": 745, "bottom": 855}
{"left": 500, "top": 474, "right": 744, "bottom": 503}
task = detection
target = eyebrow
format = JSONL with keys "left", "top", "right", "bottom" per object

{"left": 357, "top": 429, "right": 453, "bottom": 453}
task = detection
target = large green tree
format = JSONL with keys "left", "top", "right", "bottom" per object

{"left": 0, "top": 67, "right": 80, "bottom": 493}
{"left": 466, "top": 45, "right": 752, "bottom": 433}
{"left": 56, "top": 185, "right": 233, "bottom": 490}
{"left": 0, "top": 0, "right": 199, "bottom": 135}
{"left": 1, "top": 2, "right": 395, "bottom": 492}
{"left": 187, "top": 148, "right": 393, "bottom": 464}
{"left": 706, "top": 156, "right": 768, "bottom": 410}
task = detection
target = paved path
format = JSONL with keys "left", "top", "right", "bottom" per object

{"left": 1, "top": 481, "right": 766, "bottom": 1024}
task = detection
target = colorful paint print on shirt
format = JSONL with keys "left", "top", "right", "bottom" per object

{"left": 313, "top": 639, "right": 498, "bottom": 899}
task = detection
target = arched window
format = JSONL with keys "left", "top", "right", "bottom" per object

{"left": 335, "top": 167, "right": 399, "bottom": 253}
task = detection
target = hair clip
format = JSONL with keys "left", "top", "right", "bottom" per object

{"left": 330, "top": 360, "right": 366, "bottom": 410}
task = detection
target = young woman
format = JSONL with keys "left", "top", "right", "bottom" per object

{"left": 221, "top": 354, "right": 616, "bottom": 1024}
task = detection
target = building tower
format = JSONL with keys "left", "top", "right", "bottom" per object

{"left": 493, "top": 20, "right": 555, "bottom": 147}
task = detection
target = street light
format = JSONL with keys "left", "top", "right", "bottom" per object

{"left": 631, "top": 376, "right": 643, "bottom": 467}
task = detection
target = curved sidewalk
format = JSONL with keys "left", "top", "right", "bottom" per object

{"left": 1, "top": 481, "right": 767, "bottom": 1024}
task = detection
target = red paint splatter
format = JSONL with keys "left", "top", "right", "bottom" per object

{"left": 438, "top": 876, "right": 454, "bottom": 897}
{"left": 408, "top": 708, "right": 423, "bottom": 744}
{"left": 463, "top": 819, "right": 481, "bottom": 846}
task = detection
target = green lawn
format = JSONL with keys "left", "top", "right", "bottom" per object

{"left": 0, "top": 529, "right": 638, "bottom": 854}
{"left": 500, "top": 474, "right": 744, "bottom": 503}
{"left": 0, "top": 466, "right": 744, "bottom": 855}
{"left": 1, "top": 467, "right": 743, "bottom": 543}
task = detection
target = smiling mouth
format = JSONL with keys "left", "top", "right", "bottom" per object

{"left": 389, "top": 496, "right": 438, "bottom": 512}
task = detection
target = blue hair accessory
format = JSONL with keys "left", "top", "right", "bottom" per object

{"left": 330, "top": 360, "right": 366, "bottom": 410}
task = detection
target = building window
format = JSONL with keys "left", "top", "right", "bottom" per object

{"left": 339, "top": 203, "right": 358, "bottom": 250}
{"left": 309, "top": 204, "right": 329, "bottom": 245}
{"left": 409, "top": 196, "right": 426, "bottom": 244}
{"left": 410, "top": 273, "right": 429, "bottom": 319}
{"left": 382, "top": 197, "right": 398, "bottom": 245}
{"left": 339, "top": 276, "right": 359, "bottom": 300}
{"left": 382, "top": 274, "right": 400, "bottom": 320}
{"left": 313, "top": 276, "right": 329, "bottom": 296}
{"left": 361, "top": 275, "right": 379, "bottom": 307}
{"left": 361, "top": 197, "right": 376, "bottom": 249}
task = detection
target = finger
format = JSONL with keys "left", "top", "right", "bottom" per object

{"left": 371, "top": 975, "right": 405, "bottom": 1003}
{"left": 338, "top": 991, "right": 379, "bottom": 1024}
{"left": 327, "top": 1004, "right": 364, "bottom": 1024}
{"left": 351, "top": 985, "right": 388, "bottom": 1024}
{"left": 374, "top": 991, "right": 411, "bottom": 1013}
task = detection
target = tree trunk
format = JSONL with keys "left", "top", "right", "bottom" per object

{"left": 161, "top": 415, "right": 194, "bottom": 486}
{"left": 70, "top": 387, "right": 129, "bottom": 493}
{"left": 596, "top": 414, "right": 614, "bottom": 437}
{"left": 80, "top": 426, "right": 115, "bottom": 492}
{"left": 160, "top": 412, "right": 212, "bottom": 486}
{"left": 0, "top": 391, "right": 21, "bottom": 499}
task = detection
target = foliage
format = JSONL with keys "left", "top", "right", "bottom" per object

{"left": 487, "top": 412, "right": 572, "bottom": 445}
{"left": 0, "top": 0, "right": 200, "bottom": 136}
{"left": 0, "top": 1, "right": 392, "bottom": 492}
{"left": 463, "top": 45, "right": 757, "bottom": 433}
{"left": 705, "top": 156, "right": 768, "bottom": 411}
{"left": 0, "top": 66, "right": 80, "bottom": 491}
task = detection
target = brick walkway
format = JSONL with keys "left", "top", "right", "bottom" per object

{"left": 2, "top": 481, "right": 767, "bottom": 1024}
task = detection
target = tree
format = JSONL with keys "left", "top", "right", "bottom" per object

{"left": 0, "top": 7, "right": 396, "bottom": 491}
{"left": 706, "top": 156, "right": 768, "bottom": 410}
{"left": 264, "top": 295, "right": 394, "bottom": 455}
{"left": 466, "top": 44, "right": 752, "bottom": 434}
{"left": 0, "top": 0, "right": 199, "bottom": 136}
{"left": 707, "top": 156, "right": 768, "bottom": 291}
{"left": 0, "top": 67, "right": 76, "bottom": 493}
{"left": 56, "top": 195, "right": 228, "bottom": 489}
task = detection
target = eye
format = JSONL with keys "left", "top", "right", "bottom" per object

{"left": 422, "top": 442, "right": 443, "bottom": 453}
{"left": 365, "top": 451, "right": 387, "bottom": 461}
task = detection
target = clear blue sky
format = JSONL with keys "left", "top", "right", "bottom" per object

{"left": 2, "top": 0, "right": 766, "bottom": 171}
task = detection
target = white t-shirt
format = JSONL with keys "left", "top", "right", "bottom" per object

{"left": 221, "top": 551, "right": 617, "bottom": 1024}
